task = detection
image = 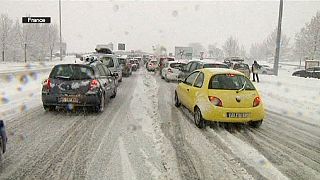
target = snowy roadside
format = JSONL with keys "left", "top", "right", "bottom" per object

{"left": 124, "top": 70, "right": 181, "bottom": 180}
{"left": 0, "top": 56, "right": 77, "bottom": 121}
{"left": 255, "top": 72, "right": 320, "bottom": 126}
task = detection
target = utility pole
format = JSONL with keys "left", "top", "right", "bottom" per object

{"left": 24, "top": 43, "right": 27, "bottom": 63}
{"left": 59, "top": 0, "right": 62, "bottom": 61}
{"left": 273, "top": 0, "right": 283, "bottom": 76}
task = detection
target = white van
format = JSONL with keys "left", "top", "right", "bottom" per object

{"left": 97, "top": 53, "right": 123, "bottom": 82}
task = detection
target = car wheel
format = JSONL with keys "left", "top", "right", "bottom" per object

{"left": 249, "top": 120, "right": 263, "bottom": 128}
{"left": 0, "top": 139, "right": 3, "bottom": 163}
{"left": 43, "top": 105, "right": 55, "bottom": 111}
{"left": 262, "top": 71, "right": 267, "bottom": 74}
{"left": 194, "top": 107, "right": 206, "bottom": 129}
{"left": 95, "top": 94, "right": 105, "bottom": 113}
{"left": 174, "top": 92, "right": 181, "bottom": 107}
{"left": 119, "top": 77, "right": 122, "bottom": 82}
{"left": 111, "top": 87, "right": 117, "bottom": 98}
{"left": 165, "top": 75, "right": 169, "bottom": 82}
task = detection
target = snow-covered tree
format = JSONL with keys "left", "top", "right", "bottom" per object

{"left": 0, "top": 14, "right": 13, "bottom": 62}
{"left": 208, "top": 44, "right": 224, "bottom": 59}
{"left": 222, "top": 36, "right": 240, "bottom": 57}
{"left": 250, "top": 29, "right": 290, "bottom": 61}
{"left": 294, "top": 11, "right": 320, "bottom": 60}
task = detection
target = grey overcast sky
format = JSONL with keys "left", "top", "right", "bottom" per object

{"left": 1, "top": 0, "right": 320, "bottom": 53}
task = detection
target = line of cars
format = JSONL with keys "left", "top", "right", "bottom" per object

{"left": 146, "top": 56, "right": 265, "bottom": 129}
{"left": 41, "top": 48, "right": 140, "bottom": 113}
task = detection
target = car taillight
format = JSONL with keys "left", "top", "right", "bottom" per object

{"left": 209, "top": 96, "right": 223, "bottom": 107}
{"left": 253, "top": 97, "right": 261, "bottom": 107}
{"left": 90, "top": 79, "right": 100, "bottom": 91}
{"left": 168, "top": 68, "right": 173, "bottom": 73}
{"left": 43, "top": 79, "right": 51, "bottom": 89}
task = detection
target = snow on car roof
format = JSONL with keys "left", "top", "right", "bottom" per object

{"left": 201, "top": 68, "right": 244, "bottom": 75}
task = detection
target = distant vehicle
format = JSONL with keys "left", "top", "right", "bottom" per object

{"left": 258, "top": 65, "right": 274, "bottom": 75}
{"left": 232, "top": 62, "right": 251, "bottom": 78}
{"left": 174, "top": 68, "right": 265, "bottom": 129}
{"left": 178, "top": 60, "right": 229, "bottom": 81}
{"left": 0, "top": 120, "right": 7, "bottom": 162}
{"left": 159, "top": 57, "right": 175, "bottom": 77}
{"left": 95, "top": 53, "right": 123, "bottom": 82}
{"left": 130, "top": 59, "right": 138, "bottom": 71}
{"left": 161, "top": 61, "right": 187, "bottom": 82}
{"left": 147, "top": 60, "right": 158, "bottom": 72}
{"left": 118, "top": 57, "right": 132, "bottom": 77}
{"left": 223, "top": 57, "right": 244, "bottom": 68}
{"left": 133, "top": 59, "right": 140, "bottom": 69}
{"left": 42, "top": 63, "right": 117, "bottom": 112}
{"left": 292, "top": 66, "right": 320, "bottom": 79}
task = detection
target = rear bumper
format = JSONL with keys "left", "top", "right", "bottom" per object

{"left": 42, "top": 93, "right": 101, "bottom": 107}
{"left": 201, "top": 103, "right": 265, "bottom": 123}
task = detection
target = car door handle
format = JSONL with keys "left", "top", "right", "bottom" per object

{"left": 187, "top": 89, "right": 190, "bottom": 92}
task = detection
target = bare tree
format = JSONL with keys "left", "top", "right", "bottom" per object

{"left": 222, "top": 36, "right": 240, "bottom": 57}
{"left": 208, "top": 44, "right": 224, "bottom": 58}
{"left": 0, "top": 14, "right": 13, "bottom": 62}
{"left": 295, "top": 11, "right": 320, "bottom": 60}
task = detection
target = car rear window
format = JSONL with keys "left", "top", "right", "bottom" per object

{"left": 170, "top": 63, "right": 186, "bottom": 69}
{"left": 203, "top": 63, "right": 229, "bottom": 69}
{"left": 100, "top": 56, "right": 114, "bottom": 67}
{"left": 49, "top": 65, "right": 94, "bottom": 80}
{"left": 118, "top": 58, "right": 126, "bottom": 65}
{"left": 233, "top": 63, "right": 249, "bottom": 70}
{"left": 209, "top": 74, "right": 255, "bottom": 90}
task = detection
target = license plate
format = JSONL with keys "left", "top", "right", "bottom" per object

{"left": 59, "top": 97, "right": 79, "bottom": 103}
{"left": 227, "top": 112, "right": 249, "bottom": 118}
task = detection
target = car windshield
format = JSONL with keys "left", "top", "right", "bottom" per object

{"left": 234, "top": 63, "right": 249, "bottom": 70}
{"left": 170, "top": 63, "right": 185, "bottom": 69}
{"left": 203, "top": 63, "right": 229, "bottom": 68}
{"left": 49, "top": 65, "right": 94, "bottom": 80}
{"left": 209, "top": 74, "right": 255, "bottom": 90}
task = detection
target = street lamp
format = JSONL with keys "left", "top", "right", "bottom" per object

{"left": 59, "top": 0, "right": 62, "bottom": 61}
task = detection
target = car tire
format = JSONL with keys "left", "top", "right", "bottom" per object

{"left": 111, "top": 87, "right": 117, "bottom": 98}
{"left": 0, "top": 139, "right": 3, "bottom": 164}
{"left": 194, "top": 107, "right": 206, "bottom": 129}
{"left": 165, "top": 75, "right": 169, "bottom": 82}
{"left": 119, "top": 77, "right": 122, "bottom": 82}
{"left": 95, "top": 94, "right": 105, "bottom": 113}
{"left": 262, "top": 71, "right": 267, "bottom": 74}
{"left": 249, "top": 120, "right": 263, "bottom": 128}
{"left": 174, "top": 92, "right": 181, "bottom": 107}
{"left": 43, "top": 105, "right": 55, "bottom": 111}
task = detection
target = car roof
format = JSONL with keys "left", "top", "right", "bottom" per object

{"left": 168, "top": 60, "right": 188, "bottom": 64}
{"left": 200, "top": 68, "right": 244, "bottom": 75}
{"left": 190, "top": 59, "right": 226, "bottom": 65}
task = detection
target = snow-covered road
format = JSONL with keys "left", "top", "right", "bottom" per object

{"left": 0, "top": 67, "right": 319, "bottom": 179}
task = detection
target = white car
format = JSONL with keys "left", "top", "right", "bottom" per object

{"left": 147, "top": 60, "right": 158, "bottom": 71}
{"left": 161, "top": 61, "right": 188, "bottom": 81}
{"left": 258, "top": 65, "right": 274, "bottom": 75}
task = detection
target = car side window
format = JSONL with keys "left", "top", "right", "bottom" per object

{"left": 194, "top": 72, "right": 204, "bottom": 88}
{"left": 185, "top": 62, "right": 192, "bottom": 72}
{"left": 184, "top": 71, "right": 199, "bottom": 86}
{"left": 189, "top": 62, "right": 198, "bottom": 72}
{"left": 102, "top": 65, "right": 112, "bottom": 76}
{"left": 97, "top": 65, "right": 107, "bottom": 76}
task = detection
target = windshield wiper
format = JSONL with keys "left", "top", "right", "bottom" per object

{"left": 236, "top": 80, "right": 246, "bottom": 93}
{"left": 54, "top": 75, "right": 71, "bottom": 79}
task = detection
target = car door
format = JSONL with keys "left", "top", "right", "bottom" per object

{"left": 102, "top": 65, "right": 116, "bottom": 97}
{"left": 188, "top": 72, "right": 205, "bottom": 112}
{"left": 96, "top": 65, "right": 108, "bottom": 96}
{"left": 180, "top": 62, "right": 193, "bottom": 79}
{"left": 179, "top": 71, "right": 200, "bottom": 110}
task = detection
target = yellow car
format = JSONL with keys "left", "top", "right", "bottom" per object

{"left": 174, "top": 68, "right": 265, "bottom": 129}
